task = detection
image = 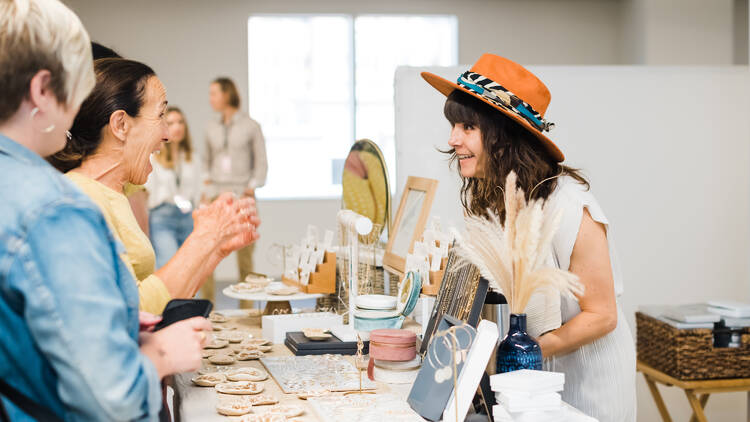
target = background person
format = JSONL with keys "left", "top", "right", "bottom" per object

{"left": 423, "top": 54, "right": 636, "bottom": 421}
{"left": 89, "top": 41, "right": 153, "bottom": 237}
{"left": 0, "top": 1, "right": 209, "bottom": 420}
{"left": 202, "top": 77, "right": 267, "bottom": 301}
{"left": 145, "top": 106, "right": 202, "bottom": 268}
{"left": 49, "top": 58, "right": 260, "bottom": 315}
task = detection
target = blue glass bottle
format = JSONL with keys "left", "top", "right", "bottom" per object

{"left": 496, "top": 313, "right": 542, "bottom": 373}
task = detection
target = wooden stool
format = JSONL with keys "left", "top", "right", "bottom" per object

{"left": 637, "top": 360, "right": 750, "bottom": 422}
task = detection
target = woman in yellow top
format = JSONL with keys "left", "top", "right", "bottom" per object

{"left": 49, "top": 58, "right": 260, "bottom": 314}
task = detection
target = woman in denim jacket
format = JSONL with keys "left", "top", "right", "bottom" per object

{"left": 0, "top": 1, "right": 211, "bottom": 420}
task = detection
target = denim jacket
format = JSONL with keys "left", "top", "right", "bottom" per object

{"left": 0, "top": 134, "right": 161, "bottom": 421}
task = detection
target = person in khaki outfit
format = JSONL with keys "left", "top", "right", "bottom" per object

{"left": 202, "top": 77, "right": 268, "bottom": 303}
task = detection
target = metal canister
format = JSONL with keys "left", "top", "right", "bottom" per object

{"left": 482, "top": 291, "right": 509, "bottom": 374}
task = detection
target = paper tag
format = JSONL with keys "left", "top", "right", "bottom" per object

{"left": 299, "top": 249, "right": 312, "bottom": 268}
{"left": 413, "top": 241, "right": 429, "bottom": 256}
{"left": 430, "top": 248, "right": 442, "bottom": 272}
{"left": 173, "top": 194, "right": 192, "bottom": 213}
{"left": 322, "top": 230, "right": 334, "bottom": 252}
{"left": 219, "top": 153, "right": 232, "bottom": 173}
{"left": 300, "top": 270, "right": 311, "bottom": 285}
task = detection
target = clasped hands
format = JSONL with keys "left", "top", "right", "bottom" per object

{"left": 192, "top": 192, "right": 260, "bottom": 258}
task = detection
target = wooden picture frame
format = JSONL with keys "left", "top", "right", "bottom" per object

{"left": 383, "top": 176, "right": 438, "bottom": 276}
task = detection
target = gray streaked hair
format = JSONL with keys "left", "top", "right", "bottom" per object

{"left": 0, "top": 0, "right": 95, "bottom": 122}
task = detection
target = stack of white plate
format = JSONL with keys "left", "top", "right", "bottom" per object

{"left": 355, "top": 294, "right": 398, "bottom": 311}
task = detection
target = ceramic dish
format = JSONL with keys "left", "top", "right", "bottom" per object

{"left": 215, "top": 331, "right": 249, "bottom": 343}
{"left": 236, "top": 350, "right": 265, "bottom": 361}
{"left": 208, "top": 313, "right": 228, "bottom": 323}
{"left": 198, "top": 365, "right": 232, "bottom": 375}
{"left": 355, "top": 294, "right": 398, "bottom": 311}
{"left": 208, "top": 354, "right": 236, "bottom": 365}
{"left": 201, "top": 349, "right": 219, "bottom": 358}
{"left": 191, "top": 373, "right": 226, "bottom": 387}
{"left": 266, "top": 285, "right": 299, "bottom": 296}
{"left": 215, "top": 381, "right": 264, "bottom": 395}
{"left": 264, "top": 404, "right": 305, "bottom": 418}
{"left": 353, "top": 272, "right": 421, "bottom": 333}
{"left": 215, "top": 399, "right": 253, "bottom": 416}
{"left": 227, "top": 367, "right": 268, "bottom": 382}
{"left": 302, "top": 328, "right": 332, "bottom": 341}
{"left": 226, "top": 366, "right": 268, "bottom": 382}
{"left": 245, "top": 274, "right": 273, "bottom": 287}
{"left": 231, "top": 282, "right": 265, "bottom": 294}
{"left": 204, "top": 339, "right": 229, "bottom": 349}
{"left": 213, "top": 324, "right": 238, "bottom": 332}
{"left": 235, "top": 343, "right": 272, "bottom": 354}
{"left": 396, "top": 272, "right": 421, "bottom": 316}
{"left": 243, "top": 394, "right": 279, "bottom": 406}
{"left": 236, "top": 414, "right": 286, "bottom": 422}
{"left": 242, "top": 338, "right": 272, "bottom": 347}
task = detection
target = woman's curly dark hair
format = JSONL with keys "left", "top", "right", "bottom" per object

{"left": 443, "top": 89, "right": 589, "bottom": 219}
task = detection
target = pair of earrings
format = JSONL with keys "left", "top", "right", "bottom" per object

{"left": 428, "top": 324, "right": 476, "bottom": 383}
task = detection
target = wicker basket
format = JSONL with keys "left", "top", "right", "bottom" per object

{"left": 636, "top": 312, "right": 750, "bottom": 380}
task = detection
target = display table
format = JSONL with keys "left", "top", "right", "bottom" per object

{"left": 173, "top": 310, "right": 409, "bottom": 422}
{"left": 172, "top": 310, "right": 596, "bottom": 421}
{"left": 637, "top": 360, "right": 750, "bottom": 422}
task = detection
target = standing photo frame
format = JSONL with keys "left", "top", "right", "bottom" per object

{"left": 383, "top": 176, "right": 438, "bottom": 276}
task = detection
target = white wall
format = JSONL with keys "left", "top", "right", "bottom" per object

{"left": 735, "top": 0, "right": 749, "bottom": 64}
{"left": 64, "top": 0, "right": 626, "bottom": 278}
{"left": 63, "top": 1, "right": 748, "bottom": 280}
{"left": 395, "top": 64, "right": 750, "bottom": 421}
{"left": 62, "top": 0, "right": 750, "bottom": 418}
{"left": 619, "top": 0, "right": 745, "bottom": 65}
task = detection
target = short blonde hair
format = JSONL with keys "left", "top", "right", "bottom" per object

{"left": 0, "top": 0, "right": 95, "bottom": 123}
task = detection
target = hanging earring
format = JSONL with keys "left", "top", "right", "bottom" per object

{"left": 30, "top": 107, "right": 55, "bottom": 133}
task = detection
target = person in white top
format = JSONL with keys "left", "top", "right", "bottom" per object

{"left": 422, "top": 54, "right": 636, "bottom": 421}
{"left": 145, "top": 106, "right": 202, "bottom": 268}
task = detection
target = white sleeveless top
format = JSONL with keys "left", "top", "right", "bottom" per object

{"left": 533, "top": 176, "right": 637, "bottom": 422}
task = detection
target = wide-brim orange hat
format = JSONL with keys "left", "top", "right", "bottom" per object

{"left": 422, "top": 53, "right": 564, "bottom": 162}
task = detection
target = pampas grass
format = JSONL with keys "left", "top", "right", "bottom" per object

{"left": 453, "top": 172, "right": 583, "bottom": 314}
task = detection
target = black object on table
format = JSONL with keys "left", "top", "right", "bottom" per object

{"left": 284, "top": 331, "right": 370, "bottom": 356}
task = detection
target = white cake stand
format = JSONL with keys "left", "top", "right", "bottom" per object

{"left": 222, "top": 282, "right": 324, "bottom": 315}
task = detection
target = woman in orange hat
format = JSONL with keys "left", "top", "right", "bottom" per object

{"left": 423, "top": 54, "right": 636, "bottom": 421}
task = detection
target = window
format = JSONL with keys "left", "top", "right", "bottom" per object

{"left": 248, "top": 15, "right": 458, "bottom": 199}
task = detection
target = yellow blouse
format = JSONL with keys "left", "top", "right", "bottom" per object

{"left": 66, "top": 172, "right": 172, "bottom": 314}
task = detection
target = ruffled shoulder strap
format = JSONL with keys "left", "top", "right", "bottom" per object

{"left": 547, "top": 176, "right": 623, "bottom": 296}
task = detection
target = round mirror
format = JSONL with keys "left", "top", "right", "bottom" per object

{"left": 341, "top": 139, "right": 390, "bottom": 241}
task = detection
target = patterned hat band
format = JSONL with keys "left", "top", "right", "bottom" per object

{"left": 456, "top": 71, "right": 555, "bottom": 133}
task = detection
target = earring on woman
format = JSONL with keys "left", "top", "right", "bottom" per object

{"left": 30, "top": 107, "right": 55, "bottom": 133}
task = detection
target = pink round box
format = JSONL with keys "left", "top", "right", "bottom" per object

{"left": 369, "top": 329, "right": 417, "bottom": 362}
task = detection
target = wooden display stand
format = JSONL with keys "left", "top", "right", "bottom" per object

{"left": 637, "top": 360, "right": 750, "bottom": 422}
{"left": 421, "top": 257, "right": 448, "bottom": 296}
{"left": 281, "top": 251, "right": 336, "bottom": 294}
